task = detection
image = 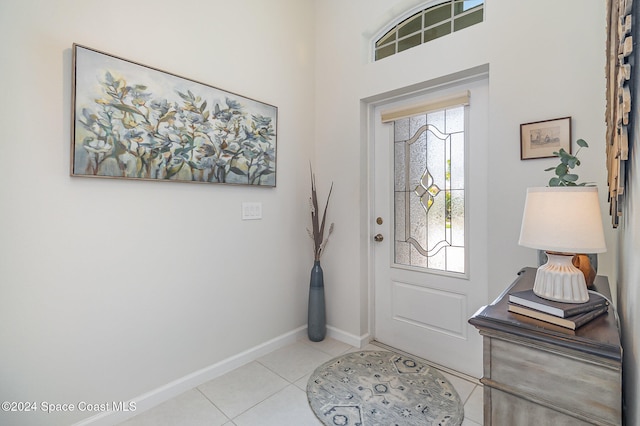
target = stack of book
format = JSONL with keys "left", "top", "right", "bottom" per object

{"left": 507, "top": 289, "right": 609, "bottom": 330}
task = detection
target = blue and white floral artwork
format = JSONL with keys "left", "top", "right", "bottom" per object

{"left": 71, "top": 44, "right": 277, "bottom": 186}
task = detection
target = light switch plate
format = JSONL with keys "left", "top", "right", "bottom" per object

{"left": 242, "top": 202, "right": 262, "bottom": 220}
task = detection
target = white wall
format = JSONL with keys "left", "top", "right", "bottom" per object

{"left": 314, "top": 0, "right": 615, "bottom": 341}
{"left": 485, "top": 1, "right": 615, "bottom": 294}
{"left": 2, "top": 0, "right": 631, "bottom": 425}
{"left": 0, "top": 1, "right": 315, "bottom": 425}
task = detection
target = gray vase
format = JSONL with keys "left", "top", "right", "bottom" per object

{"left": 308, "top": 260, "right": 326, "bottom": 342}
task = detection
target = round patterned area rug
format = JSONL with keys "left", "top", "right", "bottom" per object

{"left": 307, "top": 350, "right": 464, "bottom": 426}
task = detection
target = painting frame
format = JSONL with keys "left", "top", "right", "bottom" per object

{"left": 71, "top": 44, "right": 278, "bottom": 187}
{"left": 520, "top": 116, "right": 571, "bottom": 160}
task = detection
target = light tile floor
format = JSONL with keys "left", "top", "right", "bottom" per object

{"left": 119, "top": 338, "right": 483, "bottom": 426}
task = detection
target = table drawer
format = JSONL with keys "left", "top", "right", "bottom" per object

{"left": 486, "top": 337, "right": 621, "bottom": 425}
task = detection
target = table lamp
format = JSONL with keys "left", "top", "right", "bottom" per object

{"left": 518, "top": 187, "right": 607, "bottom": 303}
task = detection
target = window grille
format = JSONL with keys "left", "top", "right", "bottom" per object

{"left": 375, "top": 0, "right": 484, "bottom": 61}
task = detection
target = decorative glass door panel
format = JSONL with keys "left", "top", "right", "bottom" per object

{"left": 374, "top": 76, "right": 488, "bottom": 378}
{"left": 393, "top": 106, "right": 465, "bottom": 273}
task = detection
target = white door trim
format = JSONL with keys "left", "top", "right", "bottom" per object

{"left": 363, "top": 65, "right": 489, "bottom": 371}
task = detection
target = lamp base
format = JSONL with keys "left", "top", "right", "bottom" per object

{"left": 533, "top": 252, "right": 589, "bottom": 303}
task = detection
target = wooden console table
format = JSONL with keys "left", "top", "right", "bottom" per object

{"left": 469, "top": 267, "right": 622, "bottom": 425}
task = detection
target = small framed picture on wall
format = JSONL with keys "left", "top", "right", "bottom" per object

{"left": 520, "top": 116, "right": 571, "bottom": 160}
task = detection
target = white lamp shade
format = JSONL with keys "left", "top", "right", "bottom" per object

{"left": 519, "top": 187, "right": 607, "bottom": 254}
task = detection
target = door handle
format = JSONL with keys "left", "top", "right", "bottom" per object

{"left": 374, "top": 234, "right": 384, "bottom": 242}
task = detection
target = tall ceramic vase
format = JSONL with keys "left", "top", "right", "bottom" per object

{"left": 308, "top": 260, "right": 326, "bottom": 342}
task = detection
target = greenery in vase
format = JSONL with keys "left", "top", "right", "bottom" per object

{"left": 545, "top": 138, "right": 593, "bottom": 186}
{"left": 307, "top": 167, "right": 334, "bottom": 261}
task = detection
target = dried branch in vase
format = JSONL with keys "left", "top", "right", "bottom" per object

{"left": 307, "top": 166, "right": 334, "bottom": 261}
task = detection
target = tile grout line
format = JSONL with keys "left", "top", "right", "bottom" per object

{"left": 224, "top": 351, "right": 315, "bottom": 423}
{"left": 255, "top": 358, "right": 310, "bottom": 385}
{"left": 194, "top": 387, "right": 233, "bottom": 424}
{"left": 197, "top": 340, "right": 333, "bottom": 424}
{"left": 461, "top": 383, "right": 478, "bottom": 405}
{"left": 195, "top": 357, "right": 298, "bottom": 424}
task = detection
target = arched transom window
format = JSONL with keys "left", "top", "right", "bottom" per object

{"left": 374, "top": 0, "right": 484, "bottom": 61}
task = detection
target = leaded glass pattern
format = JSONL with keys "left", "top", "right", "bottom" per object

{"left": 375, "top": 0, "right": 484, "bottom": 61}
{"left": 394, "top": 106, "right": 465, "bottom": 273}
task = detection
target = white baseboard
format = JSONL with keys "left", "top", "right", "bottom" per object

{"left": 73, "top": 326, "right": 308, "bottom": 426}
{"left": 73, "top": 324, "right": 369, "bottom": 426}
{"left": 326, "top": 325, "right": 371, "bottom": 349}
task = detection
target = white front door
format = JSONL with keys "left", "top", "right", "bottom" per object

{"left": 372, "top": 75, "right": 488, "bottom": 378}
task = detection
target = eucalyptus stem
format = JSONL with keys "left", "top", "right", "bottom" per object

{"left": 545, "top": 138, "right": 593, "bottom": 187}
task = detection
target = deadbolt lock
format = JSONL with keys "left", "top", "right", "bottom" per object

{"left": 376, "top": 217, "right": 384, "bottom": 225}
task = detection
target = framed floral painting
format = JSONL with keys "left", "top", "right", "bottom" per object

{"left": 71, "top": 44, "right": 277, "bottom": 186}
